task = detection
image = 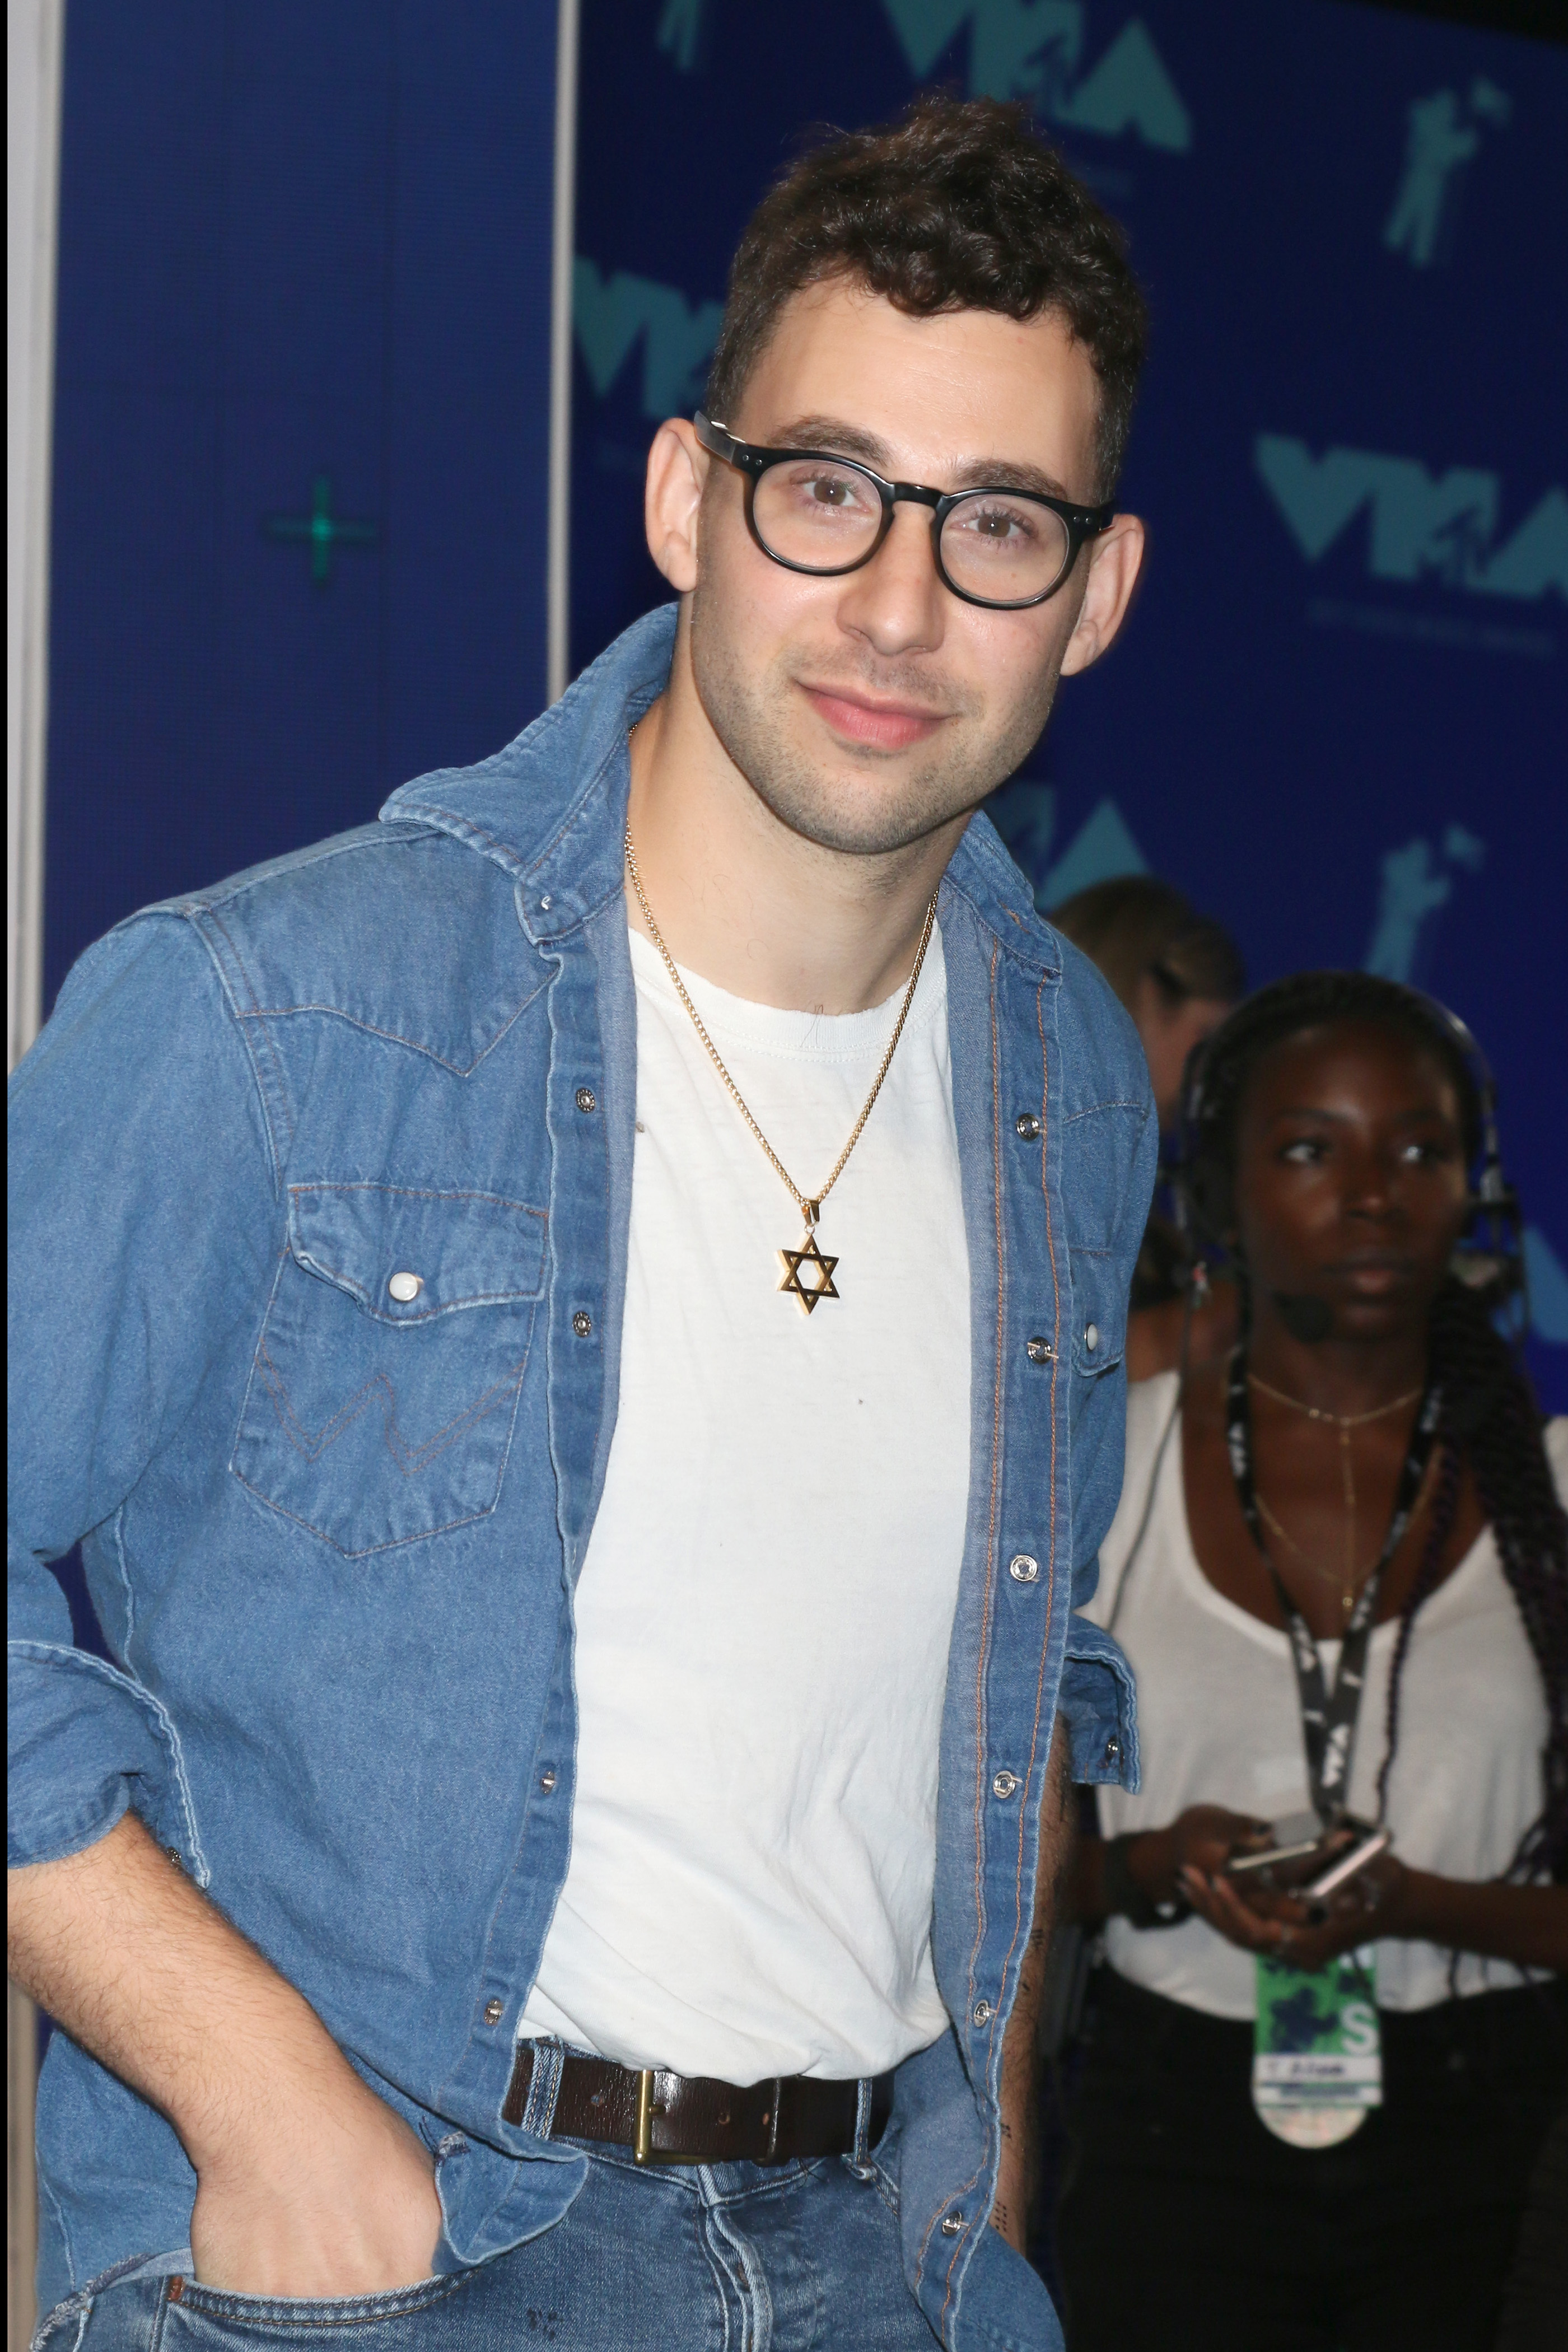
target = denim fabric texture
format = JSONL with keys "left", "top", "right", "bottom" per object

{"left": 9, "top": 604, "right": 1155, "bottom": 2348}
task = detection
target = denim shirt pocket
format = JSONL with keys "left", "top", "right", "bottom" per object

{"left": 231, "top": 1184, "right": 547, "bottom": 1555}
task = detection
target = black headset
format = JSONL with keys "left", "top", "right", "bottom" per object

{"left": 1169, "top": 977, "right": 1528, "bottom": 1327}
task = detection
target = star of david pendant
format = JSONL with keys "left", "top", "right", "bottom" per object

{"left": 778, "top": 1229, "right": 841, "bottom": 1315}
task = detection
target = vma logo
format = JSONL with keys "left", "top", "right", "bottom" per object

{"left": 881, "top": 2, "right": 1191, "bottom": 151}
{"left": 1255, "top": 437, "right": 1567, "bottom": 601}
{"left": 574, "top": 258, "right": 723, "bottom": 421}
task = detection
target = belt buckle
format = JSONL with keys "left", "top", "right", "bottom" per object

{"left": 634, "top": 2067, "right": 659, "bottom": 2164}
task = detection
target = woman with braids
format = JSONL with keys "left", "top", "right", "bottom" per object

{"left": 1053, "top": 973, "right": 1567, "bottom": 2352}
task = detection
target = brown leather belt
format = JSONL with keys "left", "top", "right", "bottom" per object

{"left": 503, "top": 2042, "right": 893, "bottom": 2167}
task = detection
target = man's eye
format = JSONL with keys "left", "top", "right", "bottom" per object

{"left": 804, "top": 472, "right": 866, "bottom": 508}
{"left": 1399, "top": 1140, "right": 1450, "bottom": 1165}
{"left": 1280, "top": 1140, "right": 1324, "bottom": 1164}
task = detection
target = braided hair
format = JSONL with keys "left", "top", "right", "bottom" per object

{"left": 1182, "top": 971, "right": 1568, "bottom": 1882}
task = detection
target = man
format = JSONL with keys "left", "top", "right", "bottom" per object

{"left": 9, "top": 95, "right": 1154, "bottom": 2349}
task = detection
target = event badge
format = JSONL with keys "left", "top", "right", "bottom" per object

{"left": 1252, "top": 1949, "right": 1382, "bottom": 2149}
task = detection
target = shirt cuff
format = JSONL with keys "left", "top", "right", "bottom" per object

{"left": 7, "top": 1640, "right": 208, "bottom": 1877}
{"left": 1060, "top": 1617, "right": 1140, "bottom": 1792}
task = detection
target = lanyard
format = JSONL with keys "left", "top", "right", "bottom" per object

{"left": 1225, "top": 1354, "right": 1442, "bottom": 1824}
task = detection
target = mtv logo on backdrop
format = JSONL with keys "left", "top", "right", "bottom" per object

{"left": 881, "top": 2, "right": 1191, "bottom": 150}
{"left": 1255, "top": 437, "right": 1567, "bottom": 602}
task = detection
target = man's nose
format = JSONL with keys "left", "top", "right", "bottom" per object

{"left": 833, "top": 502, "right": 946, "bottom": 659}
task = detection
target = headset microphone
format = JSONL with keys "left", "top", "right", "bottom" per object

{"left": 1272, "top": 1292, "right": 1334, "bottom": 1345}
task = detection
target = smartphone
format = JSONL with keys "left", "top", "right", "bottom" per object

{"left": 1302, "top": 1826, "right": 1391, "bottom": 1907}
{"left": 1223, "top": 1809, "right": 1338, "bottom": 1889}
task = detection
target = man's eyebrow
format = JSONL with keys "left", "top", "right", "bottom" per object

{"left": 1264, "top": 1104, "right": 1455, "bottom": 1126}
{"left": 759, "top": 414, "right": 1075, "bottom": 503}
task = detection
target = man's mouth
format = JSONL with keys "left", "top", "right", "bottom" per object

{"left": 799, "top": 682, "right": 950, "bottom": 753}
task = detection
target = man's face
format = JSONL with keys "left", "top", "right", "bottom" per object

{"left": 666, "top": 278, "right": 1140, "bottom": 860}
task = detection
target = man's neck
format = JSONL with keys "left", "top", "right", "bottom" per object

{"left": 623, "top": 632, "right": 965, "bottom": 1017}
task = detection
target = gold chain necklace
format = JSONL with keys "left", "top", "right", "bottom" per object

{"left": 624, "top": 828, "right": 937, "bottom": 1315}
{"left": 1247, "top": 1370, "right": 1425, "bottom": 1616}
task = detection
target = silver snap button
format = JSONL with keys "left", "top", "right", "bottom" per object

{"left": 572, "top": 1309, "right": 593, "bottom": 1337}
{"left": 1014, "top": 1113, "right": 1041, "bottom": 1141}
{"left": 1085, "top": 1323, "right": 1100, "bottom": 1352}
{"left": 483, "top": 1998, "right": 504, "bottom": 2026}
{"left": 992, "top": 1771, "right": 1020, "bottom": 1800}
{"left": 1026, "top": 1337, "right": 1055, "bottom": 1364}
{"left": 539, "top": 1769, "right": 557, "bottom": 1791}
{"left": 388, "top": 1271, "right": 423, "bottom": 1303}
{"left": 575, "top": 1086, "right": 597, "bottom": 1113}
{"left": 539, "top": 894, "right": 552, "bottom": 912}
{"left": 940, "top": 2213, "right": 964, "bottom": 2237}
{"left": 1008, "top": 1554, "right": 1039, "bottom": 1584}
{"left": 1104, "top": 1735, "right": 1122, "bottom": 1765}
{"left": 972, "top": 2000, "right": 993, "bottom": 2027}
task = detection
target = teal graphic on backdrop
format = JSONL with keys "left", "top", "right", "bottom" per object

{"left": 1384, "top": 77, "right": 1511, "bottom": 269}
{"left": 880, "top": 3, "right": 1190, "bottom": 146}
{"left": 1255, "top": 438, "right": 1567, "bottom": 601}
{"left": 575, "top": 258, "right": 723, "bottom": 419}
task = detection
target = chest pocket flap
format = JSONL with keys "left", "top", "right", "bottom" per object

{"left": 288, "top": 1184, "right": 547, "bottom": 1318}
{"left": 233, "top": 1186, "right": 547, "bottom": 1556}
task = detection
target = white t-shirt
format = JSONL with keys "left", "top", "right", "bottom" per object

{"left": 517, "top": 924, "right": 970, "bottom": 2081}
{"left": 1085, "top": 1371, "right": 1564, "bottom": 2018}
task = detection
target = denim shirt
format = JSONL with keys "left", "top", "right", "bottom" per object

{"left": 8, "top": 605, "right": 1154, "bottom": 2345}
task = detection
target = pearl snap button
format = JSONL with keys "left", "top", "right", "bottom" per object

{"left": 1008, "top": 1554, "right": 1039, "bottom": 1584}
{"left": 483, "top": 1998, "right": 504, "bottom": 2026}
{"left": 388, "top": 1271, "right": 423, "bottom": 1303}
{"left": 1085, "top": 1323, "right": 1100, "bottom": 1352}
{"left": 1105, "top": 1735, "right": 1122, "bottom": 1765}
{"left": 539, "top": 1769, "right": 557, "bottom": 1791}
{"left": 941, "top": 2213, "right": 964, "bottom": 2237}
{"left": 992, "top": 1771, "right": 1020, "bottom": 1800}
{"left": 973, "top": 2001, "right": 993, "bottom": 2027}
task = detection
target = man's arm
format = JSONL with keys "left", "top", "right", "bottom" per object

{"left": 8, "top": 1813, "right": 441, "bottom": 2292}
{"left": 991, "top": 1722, "right": 1070, "bottom": 2253}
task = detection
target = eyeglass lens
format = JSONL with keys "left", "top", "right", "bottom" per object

{"left": 751, "top": 458, "right": 1073, "bottom": 605}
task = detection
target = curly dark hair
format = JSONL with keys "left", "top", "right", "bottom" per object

{"left": 704, "top": 92, "right": 1148, "bottom": 497}
{"left": 1183, "top": 971, "right": 1568, "bottom": 1882}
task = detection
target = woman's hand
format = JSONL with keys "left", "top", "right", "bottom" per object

{"left": 1124, "top": 1806, "right": 1273, "bottom": 1910}
{"left": 1178, "top": 1850, "right": 1406, "bottom": 1971}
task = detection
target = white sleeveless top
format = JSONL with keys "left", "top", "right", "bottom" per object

{"left": 1084, "top": 1372, "right": 1565, "bottom": 2018}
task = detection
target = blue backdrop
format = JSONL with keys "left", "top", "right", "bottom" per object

{"left": 567, "top": 0, "right": 1568, "bottom": 1402}
{"left": 44, "top": 0, "right": 560, "bottom": 1006}
{"left": 41, "top": 2, "right": 1567, "bottom": 1404}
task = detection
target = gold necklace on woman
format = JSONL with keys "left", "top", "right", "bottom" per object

{"left": 1247, "top": 1370, "right": 1426, "bottom": 1622}
{"left": 624, "top": 829, "right": 937, "bottom": 1315}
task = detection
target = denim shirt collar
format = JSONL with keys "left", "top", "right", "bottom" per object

{"left": 380, "top": 601, "right": 1063, "bottom": 979}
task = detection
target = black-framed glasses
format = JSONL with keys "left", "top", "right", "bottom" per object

{"left": 694, "top": 411, "right": 1114, "bottom": 612}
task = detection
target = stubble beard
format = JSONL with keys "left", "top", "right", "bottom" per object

{"left": 688, "top": 577, "right": 1066, "bottom": 860}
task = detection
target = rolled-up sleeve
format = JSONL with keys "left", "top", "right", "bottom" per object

{"left": 1059, "top": 1617, "right": 1140, "bottom": 1793}
{"left": 7, "top": 913, "right": 276, "bottom": 1868}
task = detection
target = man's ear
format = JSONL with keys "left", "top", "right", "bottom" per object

{"left": 1059, "top": 512, "right": 1146, "bottom": 676}
{"left": 645, "top": 418, "right": 708, "bottom": 594}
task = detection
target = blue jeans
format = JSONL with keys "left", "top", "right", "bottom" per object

{"left": 42, "top": 2145, "right": 941, "bottom": 2350}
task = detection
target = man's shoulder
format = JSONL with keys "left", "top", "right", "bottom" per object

{"left": 122, "top": 819, "right": 539, "bottom": 1075}
{"left": 949, "top": 810, "right": 1148, "bottom": 1115}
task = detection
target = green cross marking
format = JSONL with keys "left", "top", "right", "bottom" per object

{"left": 264, "top": 475, "right": 377, "bottom": 586}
